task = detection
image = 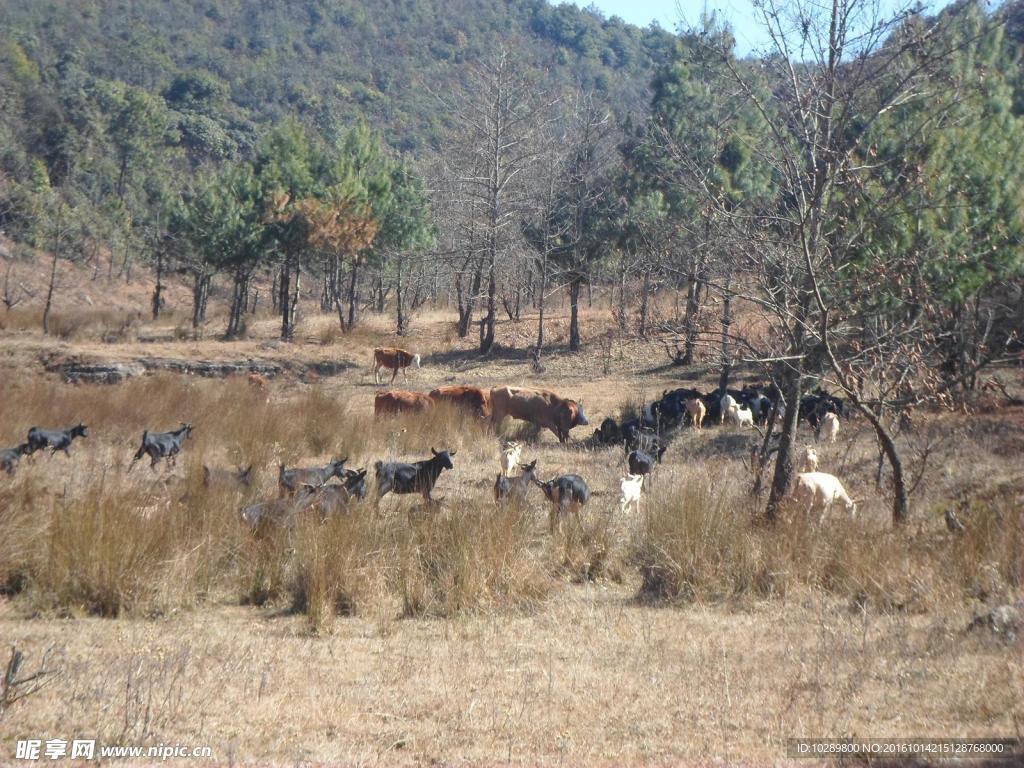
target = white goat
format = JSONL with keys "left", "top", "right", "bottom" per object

{"left": 499, "top": 441, "right": 523, "bottom": 478}
{"left": 792, "top": 472, "right": 856, "bottom": 522}
{"left": 800, "top": 446, "right": 819, "bottom": 472}
{"left": 726, "top": 403, "right": 754, "bottom": 428}
{"left": 719, "top": 393, "right": 737, "bottom": 424}
{"left": 619, "top": 473, "right": 644, "bottom": 515}
{"left": 685, "top": 398, "right": 706, "bottom": 430}
{"left": 819, "top": 412, "right": 840, "bottom": 444}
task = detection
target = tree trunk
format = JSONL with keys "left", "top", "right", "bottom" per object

{"left": 568, "top": 276, "right": 582, "bottom": 352}
{"left": 480, "top": 245, "right": 496, "bottom": 354}
{"left": 718, "top": 273, "right": 733, "bottom": 391}
{"left": 42, "top": 249, "right": 59, "bottom": 335}
{"left": 279, "top": 258, "right": 293, "bottom": 340}
{"left": 681, "top": 252, "right": 704, "bottom": 365}
{"left": 152, "top": 249, "right": 164, "bottom": 320}
{"left": 226, "top": 268, "right": 249, "bottom": 339}
{"left": 289, "top": 265, "right": 300, "bottom": 332}
{"left": 638, "top": 268, "right": 651, "bottom": 339}
{"left": 192, "top": 270, "right": 210, "bottom": 330}
{"left": 617, "top": 254, "right": 627, "bottom": 332}
{"left": 396, "top": 253, "right": 406, "bottom": 335}
{"left": 536, "top": 251, "right": 548, "bottom": 350}
{"left": 347, "top": 258, "right": 360, "bottom": 328}
{"left": 765, "top": 370, "right": 802, "bottom": 522}
{"left": 457, "top": 257, "right": 482, "bottom": 338}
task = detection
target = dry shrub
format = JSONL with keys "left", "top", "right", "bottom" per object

{"left": 944, "top": 490, "right": 1022, "bottom": 600}
{"left": 397, "top": 504, "right": 551, "bottom": 617}
{"left": 318, "top": 323, "right": 343, "bottom": 346}
{"left": 376, "top": 402, "right": 493, "bottom": 463}
{"left": 500, "top": 419, "right": 542, "bottom": 444}
{"left": 288, "top": 505, "right": 386, "bottom": 633}
{"left": 45, "top": 308, "right": 140, "bottom": 341}
{"left": 18, "top": 485, "right": 198, "bottom": 617}
{"left": 631, "top": 469, "right": 759, "bottom": 602}
{"left": 557, "top": 511, "right": 624, "bottom": 584}
{"left": 631, "top": 467, "right": 1022, "bottom": 611}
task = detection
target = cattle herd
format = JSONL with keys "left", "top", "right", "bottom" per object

{"left": 0, "top": 346, "right": 857, "bottom": 535}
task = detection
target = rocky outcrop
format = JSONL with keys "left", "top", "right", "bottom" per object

{"left": 47, "top": 356, "right": 351, "bottom": 383}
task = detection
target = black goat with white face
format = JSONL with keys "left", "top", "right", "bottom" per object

{"left": 26, "top": 424, "right": 88, "bottom": 456}
{"left": 375, "top": 448, "right": 456, "bottom": 502}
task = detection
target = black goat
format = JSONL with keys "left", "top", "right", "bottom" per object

{"left": 627, "top": 446, "right": 667, "bottom": 479}
{"left": 278, "top": 457, "right": 348, "bottom": 497}
{"left": 241, "top": 486, "right": 322, "bottom": 534}
{"left": 317, "top": 469, "right": 369, "bottom": 518}
{"left": 534, "top": 473, "right": 590, "bottom": 534}
{"left": 130, "top": 423, "right": 193, "bottom": 471}
{"left": 494, "top": 459, "right": 538, "bottom": 502}
{"left": 375, "top": 448, "right": 456, "bottom": 502}
{"left": 1, "top": 443, "right": 32, "bottom": 475}
{"left": 594, "top": 417, "right": 622, "bottom": 445}
{"left": 26, "top": 424, "right": 88, "bottom": 456}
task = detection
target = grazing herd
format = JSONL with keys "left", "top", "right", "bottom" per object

{"left": 1, "top": 345, "right": 857, "bottom": 535}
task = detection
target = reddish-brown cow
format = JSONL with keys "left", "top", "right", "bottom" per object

{"left": 374, "top": 390, "right": 434, "bottom": 417}
{"left": 429, "top": 385, "right": 493, "bottom": 421}
{"left": 489, "top": 387, "right": 589, "bottom": 443}
{"left": 372, "top": 347, "right": 421, "bottom": 385}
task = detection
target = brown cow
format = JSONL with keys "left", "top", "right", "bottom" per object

{"left": 489, "top": 387, "right": 589, "bottom": 444}
{"left": 372, "top": 347, "right": 421, "bottom": 385}
{"left": 374, "top": 390, "right": 434, "bottom": 417}
{"left": 429, "top": 385, "right": 493, "bottom": 420}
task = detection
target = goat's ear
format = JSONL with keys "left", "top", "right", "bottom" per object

{"left": 449, "top": 450, "right": 457, "bottom": 457}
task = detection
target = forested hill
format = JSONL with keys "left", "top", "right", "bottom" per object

{"left": 0, "top": 0, "right": 676, "bottom": 156}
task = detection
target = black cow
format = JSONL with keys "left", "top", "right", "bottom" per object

{"left": 375, "top": 448, "right": 456, "bottom": 502}
{"left": 26, "top": 424, "right": 88, "bottom": 456}
{"left": 130, "top": 423, "right": 193, "bottom": 471}
{"left": 534, "top": 473, "right": 590, "bottom": 534}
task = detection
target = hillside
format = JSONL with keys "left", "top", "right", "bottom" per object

{"left": 0, "top": 0, "right": 674, "bottom": 157}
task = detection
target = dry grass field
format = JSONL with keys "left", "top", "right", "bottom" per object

{"left": 0, "top": 262, "right": 1022, "bottom": 765}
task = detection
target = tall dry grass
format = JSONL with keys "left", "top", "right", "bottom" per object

{"left": 1, "top": 371, "right": 1020, "bottom": 630}
{"left": 630, "top": 468, "right": 1022, "bottom": 611}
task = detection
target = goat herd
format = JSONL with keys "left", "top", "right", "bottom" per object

{"left": 1, "top": 365, "right": 856, "bottom": 537}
